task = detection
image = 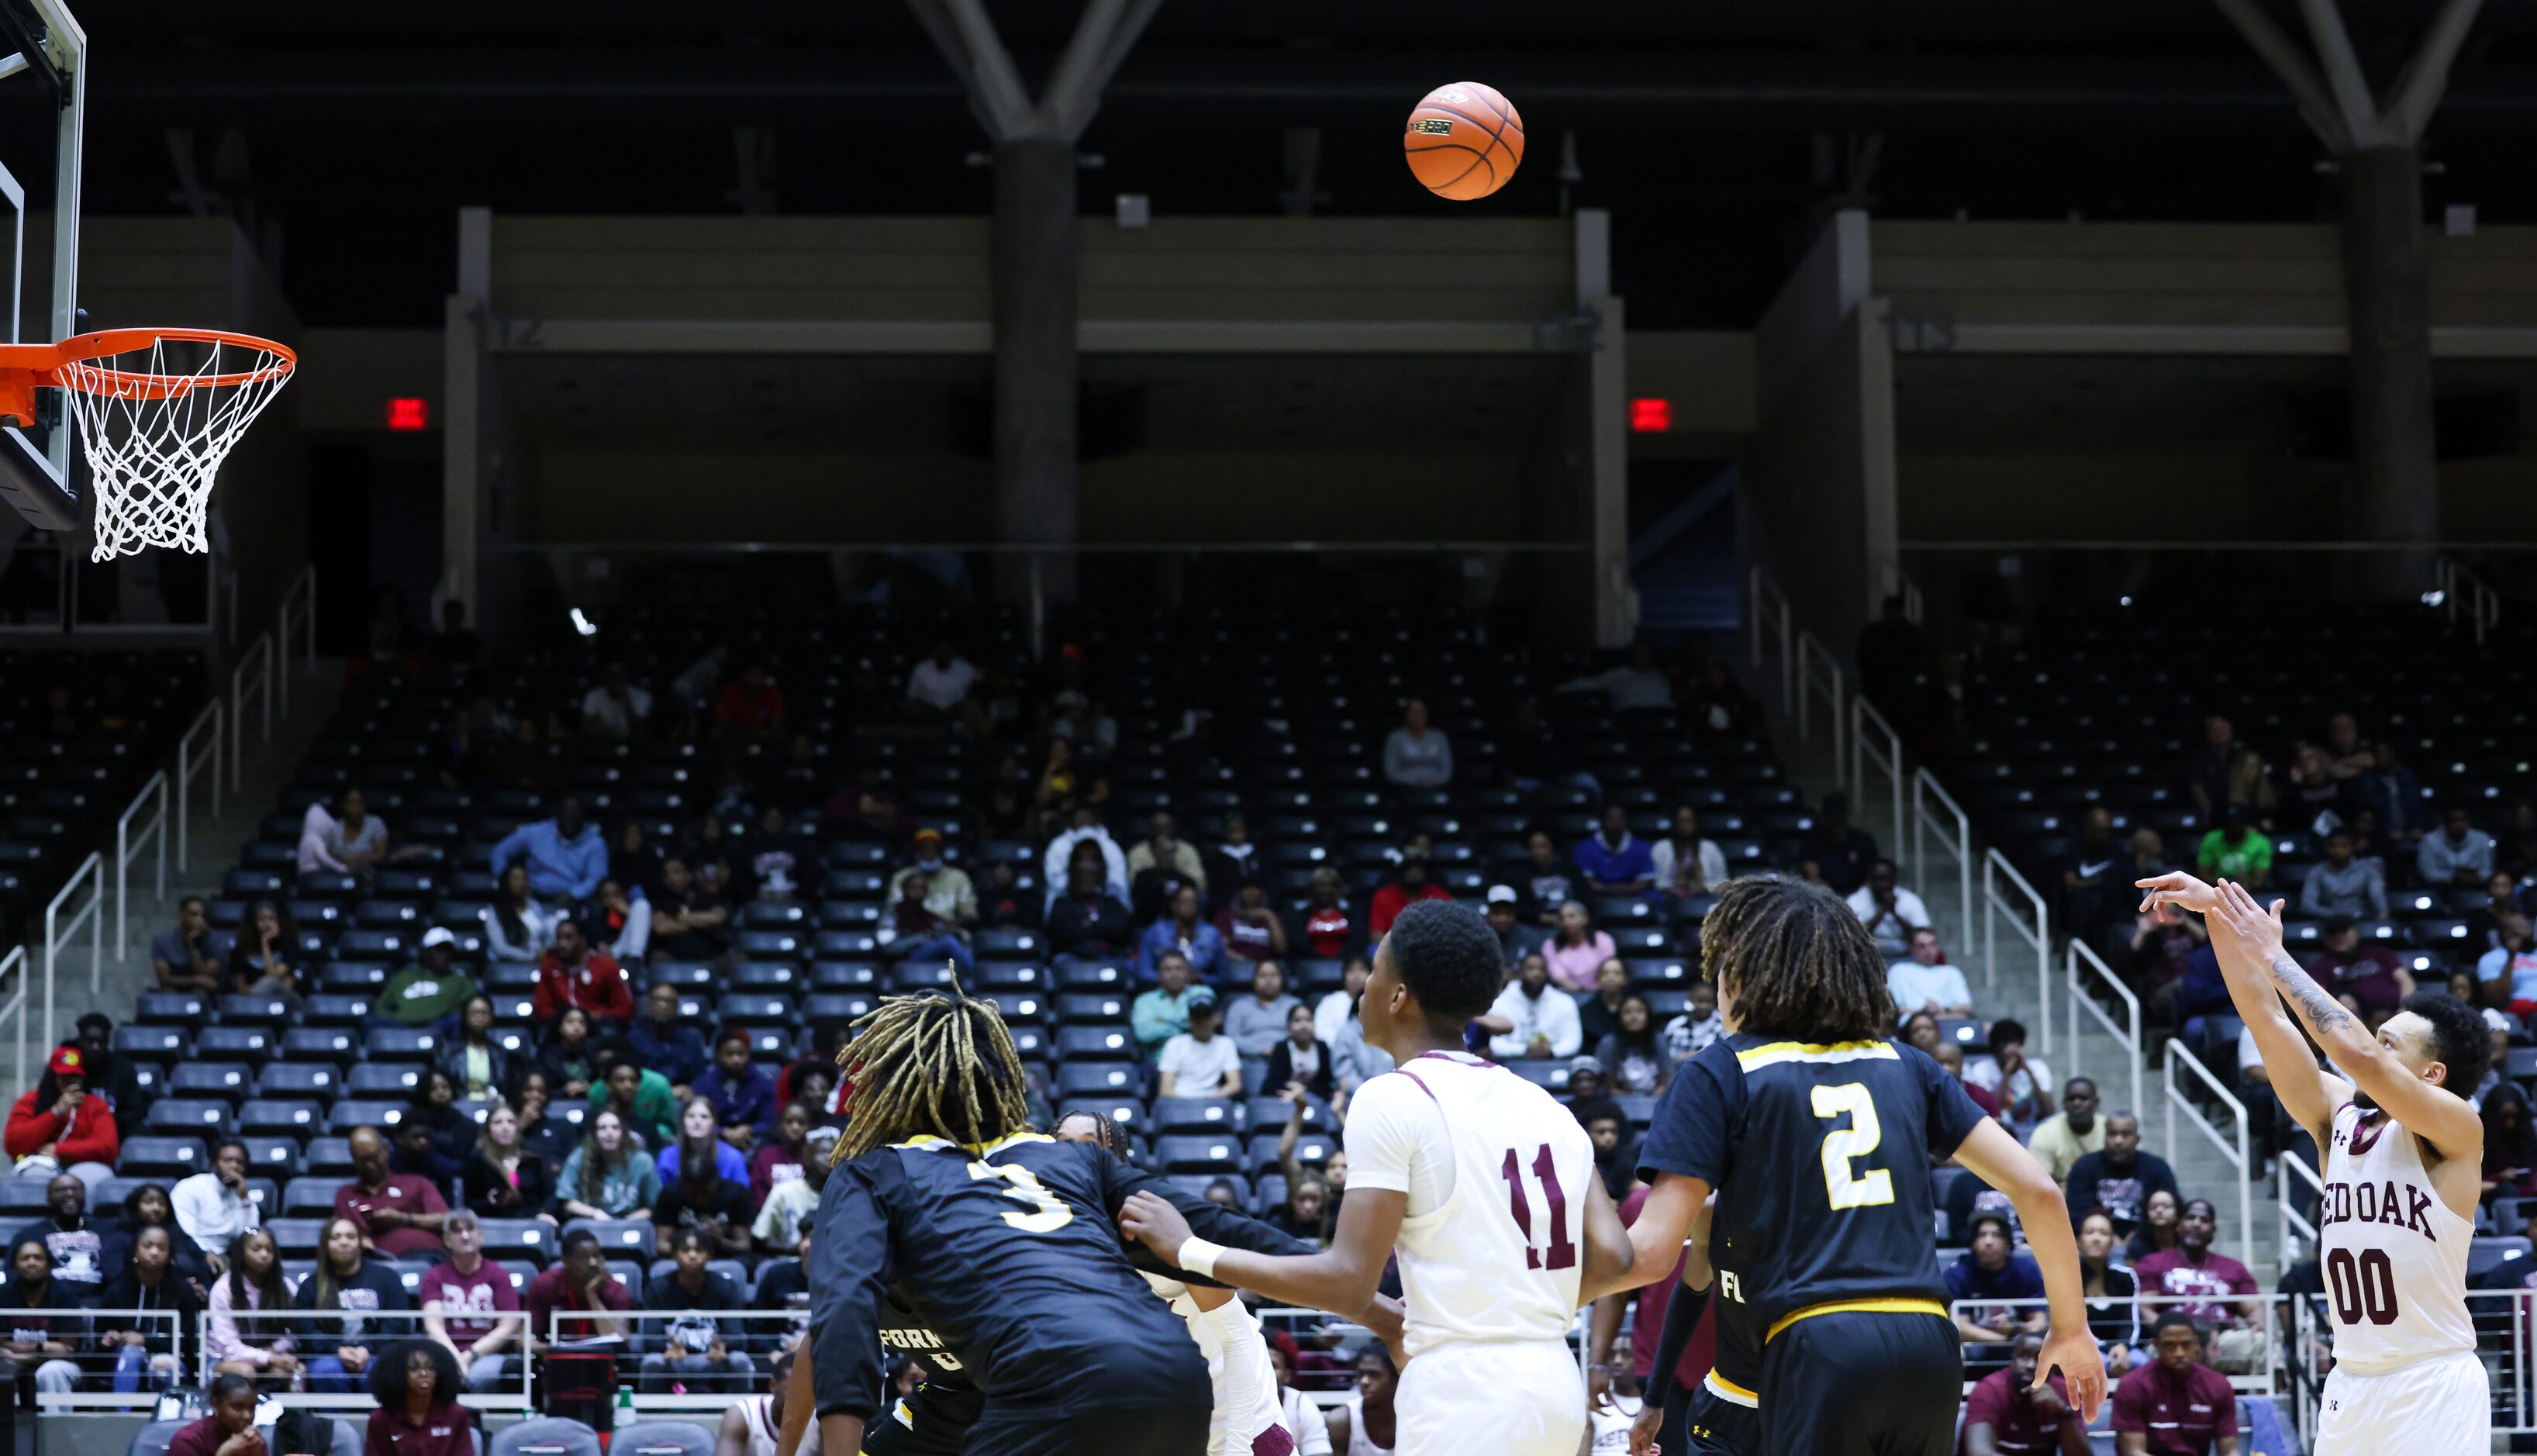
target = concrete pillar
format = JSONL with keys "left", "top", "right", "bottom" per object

{"left": 991, "top": 137, "right": 1079, "bottom": 604}
{"left": 2338, "top": 145, "right": 2439, "bottom": 597}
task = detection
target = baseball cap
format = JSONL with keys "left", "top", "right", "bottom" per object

{"left": 806, "top": 1124, "right": 843, "bottom": 1151}
{"left": 1485, "top": 885, "right": 1518, "bottom": 906}
{"left": 420, "top": 926, "right": 458, "bottom": 950}
{"left": 47, "top": 1047, "right": 82, "bottom": 1078}
{"left": 913, "top": 826, "right": 945, "bottom": 845}
{"left": 1569, "top": 1054, "right": 1601, "bottom": 1076}
{"left": 1185, "top": 987, "right": 1220, "bottom": 1010}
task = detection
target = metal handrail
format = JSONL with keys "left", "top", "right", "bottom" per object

{"left": 2279, "top": 1149, "right": 2324, "bottom": 1266}
{"left": 2436, "top": 556, "right": 2501, "bottom": 646}
{"left": 42, "top": 852, "right": 102, "bottom": 1071}
{"left": 2065, "top": 937, "right": 2143, "bottom": 1116}
{"left": 1983, "top": 850, "right": 2052, "bottom": 1048}
{"left": 230, "top": 631, "right": 273, "bottom": 789}
{"left": 276, "top": 564, "right": 316, "bottom": 716}
{"left": 175, "top": 699, "right": 220, "bottom": 871}
{"left": 1748, "top": 566, "right": 1795, "bottom": 714}
{"left": 1795, "top": 630, "right": 1845, "bottom": 766}
{"left": 1849, "top": 694, "right": 1906, "bottom": 882}
{"left": 2163, "top": 1037, "right": 2255, "bottom": 1271}
{"left": 1943, "top": 1293, "right": 2279, "bottom": 1399}
{"left": 0, "top": 945, "right": 26, "bottom": 1103}
{"left": 114, "top": 771, "right": 168, "bottom": 963}
{"left": 1912, "top": 768, "right": 1974, "bottom": 951}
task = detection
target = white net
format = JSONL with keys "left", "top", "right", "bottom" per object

{"left": 57, "top": 333, "right": 295, "bottom": 561}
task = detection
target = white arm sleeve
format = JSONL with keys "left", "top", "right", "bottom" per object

{"left": 1342, "top": 1073, "right": 1451, "bottom": 1216}
{"left": 1201, "top": 1299, "right": 1272, "bottom": 1453}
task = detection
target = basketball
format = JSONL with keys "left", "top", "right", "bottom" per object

{"left": 1403, "top": 81, "right": 1524, "bottom": 201}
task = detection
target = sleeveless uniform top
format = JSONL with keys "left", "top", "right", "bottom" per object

{"left": 1346, "top": 1051, "right": 1596, "bottom": 1354}
{"left": 1587, "top": 1394, "right": 1642, "bottom": 1452}
{"left": 1340, "top": 1396, "right": 1395, "bottom": 1455}
{"left": 2320, "top": 1101, "right": 2475, "bottom": 1372}
{"left": 735, "top": 1396, "right": 785, "bottom": 1456}
{"left": 1142, "top": 1271, "right": 1286, "bottom": 1455}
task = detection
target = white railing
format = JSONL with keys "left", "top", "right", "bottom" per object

{"left": 1983, "top": 850, "right": 2052, "bottom": 1051}
{"left": 223, "top": 1306, "right": 533, "bottom": 1411}
{"left": 2163, "top": 1038, "right": 2255, "bottom": 1271}
{"left": 2435, "top": 557, "right": 2501, "bottom": 646}
{"left": 1912, "top": 768, "right": 1973, "bottom": 950}
{"left": 276, "top": 564, "right": 316, "bottom": 716}
{"left": 176, "top": 699, "right": 221, "bottom": 871}
{"left": 2064, "top": 938, "right": 2143, "bottom": 1117}
{"left": 1848, "top": 695, "right": 1907, "bottom": 885}
{"left": 0, "top": 945, "right": 26, "bottom": 1102}
{"left": 1748, "top": 565, "right": 1795, "bottom": 714}
{"left": 42, "top": 851, "right": 101, "bottom": 1070}
{"left": 2278, "top": 1150, "right": 2323, "bottom": 1266}
{"left": 1948, "top": 1294, "right": 2278, "bottom": 1402}
{"left": 553, "top": 1309, "right": 803, "bottom": 1413}
{"left": 113, "top": 771, "right": 168, "bottom": 961}
{"left": 1794, "top": 630, "right": 1845, "bottom": 766}
{"left": 230, "top": 631, "right": 273, "bottom": 791}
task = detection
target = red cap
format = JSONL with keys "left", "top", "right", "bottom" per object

{"left": 47, "top": 1047, "right": 81, "bottom": 1078}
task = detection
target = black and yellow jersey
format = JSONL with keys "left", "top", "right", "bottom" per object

{"left": 1640, "top": 1036, "right": 1986, "bottom": 1343}
{"left": 809, "top": 1130, "right": 1313, "bottom": 1427}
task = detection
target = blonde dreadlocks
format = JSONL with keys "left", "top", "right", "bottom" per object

{"left": 830, "top": 978, "right": 1035, "bottom": 1164}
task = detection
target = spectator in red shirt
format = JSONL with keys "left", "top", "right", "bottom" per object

{"left": 1368, "top": 850, "right": 1451, "bottom": 937}
{"left": 1214, "top": 879, "right": 1289, "bottom": 965}
{"left": 2307, "top": 916, "right": 2415, "bottom": 1028}
{"left": 532, "top": 919, "right": 633, "bottom": 1029}
{"left": 2130, "top": 1199, "right": 2263, "bottom": 1371}
{"left": 1300, "top": 868, "right": 1355, "bottom": 958}
{"left": 363, "top": 1340, "right": 472, "bottom": 1456}
{"left": 2109, "top": 1313, "right": 2239, "bottom": 1455}
{"left": 1959, "top": 1330, "right": 2087, "bottom": 1455}
{"left": 713, "top": 662, "right": 785, "bottom": 743}
{"left": 4, "top": 1046, "right": 119, "bottom": 1190}
{"left": 524, "top": 1228, "right": 630, "bottom": 1350}
{"left": 167, "top": 1373, "right": 264, "bottom": 1456}
{"left": 333, "top": 1127, "right": 450, "bottom": 1258}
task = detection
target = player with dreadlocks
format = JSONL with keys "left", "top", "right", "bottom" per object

{"left": 1612, "top": 875, "right": 2104, "bottom": 1455}
{"left": 778, "top": 983, "right": 1378, "bottom": 1456}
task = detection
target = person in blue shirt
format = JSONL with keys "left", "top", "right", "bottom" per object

{"left": 488, "top": 795, "right": 607, "bottom": 906}
{"left": 1574, "top": 804, "right": 1656, "bottom": 897}
{"left": 699, "top": 1030, "right": 778, "bottom": 1150}
{"left": 1945, "top": 1211, "right": 2048, "bottom": 1347}
{"left": 1136, "top": 885, "right": 1227, "bottom": 985}
{"left": 626, "top": 983, "right": 711, "bottom": 1097}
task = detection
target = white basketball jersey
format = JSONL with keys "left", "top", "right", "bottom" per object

{"left": 1348, "top": 1051, "right": 1595, "bottom": 1356}
{"left": 1142, "top": 1272, "right": 1286, "bottom": 1455}
{"left": 2319, "top": 1100, "right": 2475, "bottom": 1372}
{"left": 1587, "top": 1395, "right": 1642, "bottom": 1452}
{"left": 1341, "top": 1395, "right": 1396, "bottom": 1455}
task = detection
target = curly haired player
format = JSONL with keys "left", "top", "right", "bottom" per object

{"left": 778, "top": 983, "right": 1386, "bottom": 1456}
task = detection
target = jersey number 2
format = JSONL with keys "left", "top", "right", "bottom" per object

{"left": 966, "top": 1161, "right": 1074, "bottom": 1233}
{"left": 1500, "top": 1145, "right": 1577, "bottom": 1271}
{"left": 1812, "top": 1082, "right": 1896, "bottom": 1209}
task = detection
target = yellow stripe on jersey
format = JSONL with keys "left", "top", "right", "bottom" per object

{"left": 1734, "top": 1040, "right": 1901, "bottom": 1071}
{"left": 1703, "top": 1370, "right": 1760, "bottom": 1407}
{"left": 889, "top": 1131, "right": 1056, "bottom": 1154}
{"left": 1765, "top": 1297, "right": 1949, "bottom": 1342}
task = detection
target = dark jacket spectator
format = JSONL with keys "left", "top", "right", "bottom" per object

{"left": 627, "top": 988, "right": 713, "bottom": 1093}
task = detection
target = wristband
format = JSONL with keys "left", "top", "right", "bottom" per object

{"left": 1177, "top": 1237, "right": 1227, "bottom": 1279}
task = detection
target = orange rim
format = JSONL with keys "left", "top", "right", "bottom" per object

{"left": 0, "top": 327, "right": 298, "bottom": 401}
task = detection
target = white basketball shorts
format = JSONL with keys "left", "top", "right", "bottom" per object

{"left": 2314, "top": 1349, "right": 2488, "bottom": 1456}
{"left": 1393, "top": 1340, "right": 1584, "bottom": 1456}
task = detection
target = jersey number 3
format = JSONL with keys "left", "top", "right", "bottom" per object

{"left": 1500, "top": 1145, "right": 1577, "bottom": 1271}
{"left": 1812, "top": 1083, "right": 1896, "bottom": 1209}
{"left": 967, "top": 1161, "right": 1074, "bottom": 1233}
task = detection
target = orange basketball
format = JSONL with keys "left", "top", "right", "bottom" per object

{"left": 1403, "top": 82, "right": 1524, "bottom": 201}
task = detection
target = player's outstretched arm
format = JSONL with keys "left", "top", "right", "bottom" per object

{"left": 2211, "top": 880, "right": 2482, "bottom": 1163}
{"left": 2142, "top": 871, "right": 2350, "bottom": 1145}
{"left": 1951, "top": 1118, "right": 2106, "bottom": 1423}
{"left": 1120, "top": 1185, "right": 1409, "bottom": 1317}
{"left": 1576, "top": 1174, "right": 1640, "bottom": 1304}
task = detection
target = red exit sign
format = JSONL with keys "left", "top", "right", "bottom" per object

{"left": 1630, "top": 398, "right": 1671, "bottom": 433}
{"left": 387, "top": 397, "right": 430, "bottom": 431}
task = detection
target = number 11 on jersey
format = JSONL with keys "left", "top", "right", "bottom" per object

{"left": 1500, "top": 1144, "right": 1577, "bottom": 1270}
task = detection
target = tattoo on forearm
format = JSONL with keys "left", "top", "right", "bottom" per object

{"left": 2267, "top": 951, "right": 2354, "bottom": 1035}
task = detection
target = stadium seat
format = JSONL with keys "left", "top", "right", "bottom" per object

{"left": 346, "top": 1063, "right": 423, "bottom": 1097}
{"left": 1055, "top": 1062, "right": 1141, "bottom": 1098}
{"left": 564, "top": 1219, "right": 653, "bottom": 1257}
{"left": 1054, "top": 1026, "right": 1135, "bottom": 1061}
{"left": 167, "top": 1061, "right": 254, "bottom": 1101}
{"left": 145, "top": 1099, "right": 233, "bottom": 1136}
{"left": 1149, "top": 1098, "right": 1241, "bottom": 1134}
{"left": 117, "top": 1137, "right": 208, "bottom": 1178}
{"left": 364, "top": 1027, "right": 440, "bottom": 1062}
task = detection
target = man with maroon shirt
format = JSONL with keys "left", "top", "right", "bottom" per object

{"left": 1933, "top": 1042, "right": 2005, "bottom": 1118}
{"left": 2109, "top": 1314, "right": 2239, "bottom": 1455}
{"left": 1960, "top": 1330, "right": 2087, "bottom": 1455}
{"left": 530, "top": 919, "right": 634, "bottom": 1030}
{"left": 2307, "top": 916, "right": 2416, "bottom": 1028}
{"left": 333, "top": 1127, "right": 448, "bottom": 1258}
{"left": 524, "top": 1228, "right": 630, "bottom": 1351}
{"left": 2129, "top": 1199, "right": 2263, "bottom": 1371}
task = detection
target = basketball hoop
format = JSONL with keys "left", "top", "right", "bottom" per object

{"left": 0, "top": 327, "right": 297, "bottom": 560}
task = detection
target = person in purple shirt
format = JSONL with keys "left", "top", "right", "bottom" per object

{"left": 1573, "top": 804, "right": 1656, "bottom": 896}
{"left": 699, "top": 1030, "right": 778, "bottom": 1150}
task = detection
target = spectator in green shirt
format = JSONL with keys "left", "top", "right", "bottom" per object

{"left": 2195, "top": 804, "right": 2273, "bottom": 890}
{"left": 589, "top": 1056, "right": 679, "bottom": 1150}
{"left": 1129, "top": 951, "right": 1202, "bottom": 1058}
{"left": 373, "top": 929, "right": 480, "bottom": 1031}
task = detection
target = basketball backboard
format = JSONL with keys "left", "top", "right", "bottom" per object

{"left": 0, "top": 0, "right": 81, "bottom": 533}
